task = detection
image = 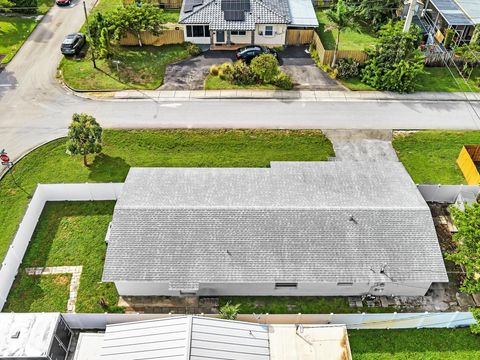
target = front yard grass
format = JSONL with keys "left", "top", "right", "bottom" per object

{"left": 0, "top": 16, "right": 38, "bottom": 64}
{"left": 393, "top": 131, "right": 480, "bottom": 184}
{"left": 341, "top": 67, "right": 480, "bottom": 92}
{"left": 204, "top": 74, "right": 281, "bottom": 90}
{"left": 59, "top": 44, "right": 192, "bottom": 90}
{"left": 220, "top": 297, "right": 397, "bottom": 314}
{"left": 315, "top": 10, "right": 377, "bottom": 51}
{"left": 3, "top": 202, "right": 117, "bottom": 313}
{"left": 0, "top": 129, "right": 334, "bottom": 270}
{"left": 349, "top": 329, "right": 480, "bottom": 359}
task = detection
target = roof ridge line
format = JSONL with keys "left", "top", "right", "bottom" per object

{"left": 116, "top": 205, "right": 429, "bottom": 210}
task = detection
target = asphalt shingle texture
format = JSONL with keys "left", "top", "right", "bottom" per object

{"left": 102, "top": 162, "right": 448, "bottom": 288}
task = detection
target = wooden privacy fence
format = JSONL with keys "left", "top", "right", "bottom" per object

{"left": 312, "top": 32, "right": 368, "bottom": 66}
{"left": 457, "top": 145, "right": 480, "bottom": 185}
{"left": 119, "top": 30, "right": 184, "bottom": 46}
{"left": 286, "top": 29, "right": 314, "bottom": 45}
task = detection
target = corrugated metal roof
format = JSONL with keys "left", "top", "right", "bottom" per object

{"left": 287, "top": 0, "right": 319, "bottom": 27}
{"left": 98, "top": 316, "right": 269, "bottom": 360}
{"left": 455, "top": 0, "right": 480, "bottom": 24}
{"left": 430, "top": 0, "right": 474, "bottom": 25}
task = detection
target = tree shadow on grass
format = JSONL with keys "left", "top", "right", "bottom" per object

{"left": 88, "top": 154, "right": 130, "bottom": 182}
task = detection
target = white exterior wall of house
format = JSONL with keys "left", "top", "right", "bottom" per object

{"left": 255, "top": 24, "right": 287, "bottom": 46}
{"left": 183, "top": 24, "right": 210, "bottom": 44}
{"left": 230, "top": 31, "right": 253, "bottom": 44}
{"left": 114, "top": 281, "right": 432, "bottom": 297}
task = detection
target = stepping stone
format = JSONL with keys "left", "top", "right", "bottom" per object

{"left": 456, "top": 292, "right": 476, "bottom": 308}
{"left": 472, "top": 293, "right": 480, "bottom": 306}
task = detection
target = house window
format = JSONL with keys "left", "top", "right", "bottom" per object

{"left": 231, "top": 30, "right": 246, "bottom": 36}
{"left": 264, "top": 25, "right": 274, "bottom": 36}
{"left": 275, "top": 282, "right": 297, "bottom": 289}
{"left": 186, "top": 25, "right": 210, "bottom": 38}
{"left": 337, "top": 282, "right": 353, "bottom": 286}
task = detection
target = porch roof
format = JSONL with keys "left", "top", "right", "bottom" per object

{"left": 430, "top": 0, "right": 474, "bottom": 26}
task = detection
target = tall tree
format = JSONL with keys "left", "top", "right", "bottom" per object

{"left": 325, "top": 0, "right": 359, "bottom": 67}
{"left": 447, "top": 202, "right": 480, "bottom": 294}
{"left": 108, "top": 4, "right": 167, "bottom": 46}
{"left": 66, "top": 113, "right": 103, "bottom": 166}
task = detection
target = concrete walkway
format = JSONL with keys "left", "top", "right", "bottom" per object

{"left": 90, "top": 89, "right": 480, "bottom": 102}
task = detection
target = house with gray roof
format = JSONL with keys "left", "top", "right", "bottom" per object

{"left": 103, "top": 161, "right": 448, "bottom": 297}
{"left": 179, "top": 0, "right": 318, "bottom": 47}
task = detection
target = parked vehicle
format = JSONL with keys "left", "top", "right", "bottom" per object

{"left": 235, "top": 46, "right": 278, "bottom": 63}
{"left": 61, "top": 33, "right": 86, "bottom": 56}
{"left": 56, "top": 0, "right": 71, "bottom": 6}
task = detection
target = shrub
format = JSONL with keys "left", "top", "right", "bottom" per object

{"left": 210, "top": 65, "right": 219, "bottom": 76}
{"left": 250, "top": 54, "right": 279, "bottom": 83}
{"left": 185, "top": 42, "right": 202, "bottom": 56}
{"left": 218, "top": 62, "right": 233, "bottom": 80}
{"left": 231, "top": 60, "right": 257, "bottom": 85}
{"left": 219, "top": 302, "right": 241, "bottom": 320}
{"left": 335, "top": 58, "right": 360, "bottom": 79}
{"left": 444, "top": 28, "right": 455, "bottom": 49}
{"left": 13, "top": 0, "right": 37, "bottom": 14}
{"left": 273, "top": 72, "right": 293, "bottom": 89}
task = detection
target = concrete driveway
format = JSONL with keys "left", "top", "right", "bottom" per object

{"left": 279, "top": 46, "right": 344, "bottom": 90}
{"left": 161, "top": 51, "right": 236, "bottom": 90}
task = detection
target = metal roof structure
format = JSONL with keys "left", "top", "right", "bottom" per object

{"left": 98, "top": 316, "right": 269, "bottom": 360}
{"left": 0, "top": 313, "right": 60, "bottom": 358}
{"left": 454, "top": 0, "right": 480, "bottom": 24}
{"left": 287, "top": 0, "right": 319, "bottom": 27}
{"left": 103, "top": 161, "right": 448, "bottom": 289}
{"left": 430, "top": 0, "right": 474, "bottom": 25}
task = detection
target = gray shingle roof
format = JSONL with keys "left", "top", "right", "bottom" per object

{"left": 103, "top": 162, "right": 448, "bottom": 287}
{"left": 180, "top": 0, "right": 291, "bottom": 30}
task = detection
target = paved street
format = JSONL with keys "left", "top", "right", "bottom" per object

{"left": 1, "top": 1, "right": 480, "bottom": 163}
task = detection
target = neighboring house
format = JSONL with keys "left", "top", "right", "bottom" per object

{"left": 405, "top": 0, "right": 480, "bottom": 45}
{"left": 178, "top": 0, "right": 318, "bottom": 47}
{"left": 102, "top": 161, "right": 448, "bottom": 297}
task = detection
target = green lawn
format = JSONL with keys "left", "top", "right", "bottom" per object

{"left": 393, "top": 131, "right": 480, "bottom": 184}
{"left": 341, "top": 67, "right": 480, "bottom": 92}
{"left": 220, "top": 297, "right": 397, "bottom": 314}
{"left": 349, "top": 329, "right": 480, "bottom": 359}
{"left": 0, "top": 129, "right": 334, "bottom": 268}
{"left": 59, "top": 44, "right": 192, "bottom": 90}
{"left": 3, "top": 202, "right": 118, "bottom": 313}
{"left": 0, "top": 16, "right": 38, "bottom": 64}
{"left": 316, "top": 10, "right": 377, "bottom": 51}
{"left": 204, "top": 74, "right": 281, "bottom": 90}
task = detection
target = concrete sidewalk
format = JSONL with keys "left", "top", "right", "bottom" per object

{"left": 77, "top": 89, "right": 480, "bottom": 102}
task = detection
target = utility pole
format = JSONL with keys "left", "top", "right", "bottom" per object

{"left": 83, "top": 1, "right": 97, "bottom": 69}
{"left": 403, "top": 0, "right": 418, "bottom": 33}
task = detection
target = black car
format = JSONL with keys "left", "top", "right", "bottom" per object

{"left": 56, "top": 0, "right": 71, "bottom": 6}
{"left": 61, "top": 33, "right": 86, "bottom": 56}
{"left": 235, "top": 45, "right": 278, "bottom": 63}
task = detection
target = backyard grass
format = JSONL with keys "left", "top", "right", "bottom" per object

{"left": 393, "top": 131, "right": 480, "bottom": 184}
{"left": 0, "top": 129, "right": 334, "bottom": 268}
{"left": 59, "top": 44, "right": 192, "bottom": 90}
{"left": 315, "top": 10, "right": 377, "bottom": 51}
{"left": 204, "top": 74, "right": 281, "bottom": 90}
{"left": 0, "top": 16, "right": 38, "bottom": 64}
{"left": 219, "top": 297, "right": 397, "bottom": 314}
{"left": 341, "top": 68, "right": 480, "bottom": 92}
{"left": 3, "top": 202, "right": 118, "bottom": 313}
{"left": 349, "top": 329, "right": 480, "bottom": 359}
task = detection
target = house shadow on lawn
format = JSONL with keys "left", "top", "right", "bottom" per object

{"left": 87, "top": 154, "right": 130, "bottom": 182}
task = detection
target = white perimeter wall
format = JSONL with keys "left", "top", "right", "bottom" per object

{"left": 0, "top": 183, "right": 123, "bottom": 311}
{"left": 62, "top": 311, "right": 477, "bottom": 330}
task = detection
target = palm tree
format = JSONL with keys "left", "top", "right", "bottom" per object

{"left": 325, "top": 0, "right": 359, "bottom": 67}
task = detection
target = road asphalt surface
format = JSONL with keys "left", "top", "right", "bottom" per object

{"left": 1, "top": 0, "right": 480, "bottom": 163}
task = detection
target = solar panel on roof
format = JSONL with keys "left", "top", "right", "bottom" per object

{"left": 224, "top": 9, "right": 245, "bottom": 21}
{"left": 221, "top": 0, "right": 250, "bottom": 12}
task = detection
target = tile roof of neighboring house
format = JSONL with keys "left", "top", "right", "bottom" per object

{"left": 102, "top": 161, "right": 448, "bottom": 288}
{"left": 180, "top": 0, "right": 291, "bottom": 30}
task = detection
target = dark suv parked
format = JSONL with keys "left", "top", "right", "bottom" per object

{"left": 235, "top": 45, "right": 278, "bottom": 63}
{"left": 61, "top": 33, "right": 86, "bottom": 56}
